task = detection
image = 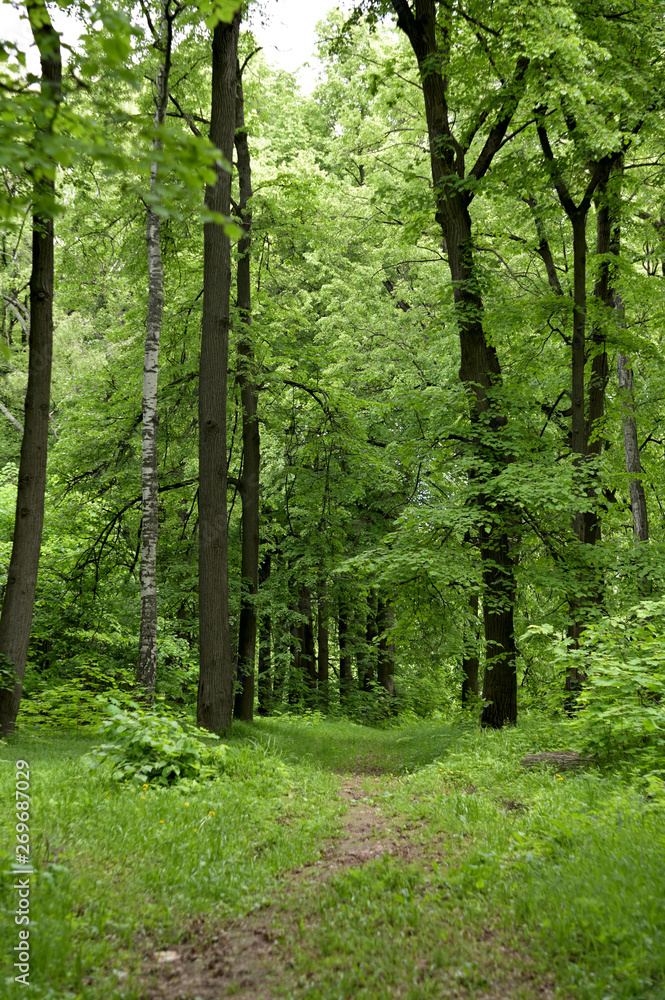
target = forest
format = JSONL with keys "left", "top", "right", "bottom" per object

{"left": 0, "top": 0, "right": 664, "bottom": 997}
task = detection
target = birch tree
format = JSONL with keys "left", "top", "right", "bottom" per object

{"left": 136, "top": 0, "right": 182, "bottom": 699}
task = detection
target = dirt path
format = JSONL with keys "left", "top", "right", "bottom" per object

{"left": 138, "top": 777, "right": 556, "bottom": 1000}
{"left": 139, "top": 778, "right": 391, "bottom": 999}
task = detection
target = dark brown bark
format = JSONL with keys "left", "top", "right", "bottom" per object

{"left": 391, "top": 0, "right": 523, "bottom": 728}
{"left": 359, "top": 590, "right": 377, "bottom": 692}
{"left": 257, "top": 553, "right": 272, "bottom": 716}
{"left": 461, "top": 592, "right": 479, "bottom": 704}
{"left": 536, "top": 125, "right": 619, "bottom": 698}
{"left": 300, "top": 585, "right": 317, "bottom": 706}
{"left": 317, "top": 581, "right": 329, "bottom": 709}
{"left": 583, "top": 173, "right": 616, "bottom": 549}
{"left": 376, "top": 596, "right": 395, "bottom": 697}
{"left": 233, "top": 64, "right": 259, "bottom": 722}
{"left": 0, "top": 1, "right": 60, "bottom": 736}
{"left": 480, "top": 528, "right": 517, "bottom": 724}
{"left": 288, "top": 616, "right": 301, "bottom": 705}
{"left": 197, "top": 12, "right": 240, "bottom": 734}
{"left": 338, "top": 597, "right": 353, "bottom": 707}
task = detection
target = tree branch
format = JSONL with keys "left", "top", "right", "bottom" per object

{"left": 0, "top": 403, "right": 23, "bottom": 434}
{"left": 468, "top": 57, "right": 529, "bottom": 193}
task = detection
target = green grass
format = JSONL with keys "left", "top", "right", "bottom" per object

{"left": 1, "top": 714, "right": 664, "bottom": 999}
{"left": 0, "top": 726, "right": 341, "bottom": 999}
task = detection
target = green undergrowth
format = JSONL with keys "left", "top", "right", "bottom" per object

{"left": 275, "top": 716, "right": 665, "bottom": 1000}
{"left": 0, "top": 714, "right": 663, "bottom": 1000}
{"left": 0, "top": 726, "right": 340, "bottom": 1000}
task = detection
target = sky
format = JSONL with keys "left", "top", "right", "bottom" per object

{"left": 0, "top": 0, "right": 351, "bottom": 89}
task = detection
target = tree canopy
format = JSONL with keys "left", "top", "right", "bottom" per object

{"left": 1, "top": 0, "right": 665, "bottom": 738}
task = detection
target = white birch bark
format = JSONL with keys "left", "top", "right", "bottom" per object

{"left": 136, "top": 6, "right": 173, "bottom": 697}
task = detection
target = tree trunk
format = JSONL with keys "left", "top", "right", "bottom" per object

{"left": 197, "top": 11, "right": 240, "bottom": 734}
{"left": 338, "top": 597, "right": 353, "bottom": 708}
{"left": 376, "top": 596, "right": 395, "bottom": 697}
{"left": 271, "top": 556, "right": 288, "bottom": 707}
{"left": 461, "top": 592, "right": 479, "bottom": 704}
{"left": 233, "top": 64, "right": 259, "bottom": 722}
{"left": 391, "top": 0, "right": 520, "bottom": 728}
{"left": 300, "top": 584, "right": 317, "bottom": 707}
{"left": 288, "top": 605, "right": 302, "bottom": 706}
{"left": 480, "top": 522, "right": 517, "bottom": 725}
{"left": 317, "top": 581, "right": 329, "bottom": 710}
{"left": 617, "top": 350, "right": 649, "bottom": 544}
{"left": 0, "top": 2, "right": 60, "bottom": 736}
{"left": 359, "top": 590, "right": 377, "bottom": 692}
{"left": 257, "top": 553, "right": 272, "bottom": 716}
{"left": 137, "top": 5, "right": 174, "bottom": 700}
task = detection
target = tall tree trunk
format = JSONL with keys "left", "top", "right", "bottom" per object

{"left": 197, "top": 11, "right": 240, "bottom": 733}
{"left": 257, "top": 553, "right": 272, "bottom": 716}
{"left": 300, "top": 584, "right": 317, "bottom": 707}
{"left": 391, "top": 0, "right": 524, "bottom": 727}
{"left": 137, "top": 4, "right": 174, "bottom": 700}
{"left": 233, "top": 63, "right": 259, "bottom": 722}
{"left": 536, "top": 127, "right": 619, "bottom": 698}
{"left": 338, "top": 596, "right": 353, "bottom": 708}
{"left": 0, "top": 1, "right": 60, "bottom": 736}
{"left": 288, "top": 604, "right": 302, "bottom": 706}
{"left": 359, "top": 590, "right": 377, "bottom": 692}
{"left": 271, "top": 555, "right": 288, "bottom": 707}
{"left": 317, "top": 581, "right": 329, "bottom": 710}
{"left": 376, "top": 595, "right": 395, "bottom": 697}
{"left": 461, "top": 592, "right": 479, "bottom": 704}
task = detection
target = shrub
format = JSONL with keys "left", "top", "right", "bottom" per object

{"left": 18, "top": 661, "right": 136, "bottom": 728}
{"left": 86, "top": 702, "right": 228, "bottom": 785}
{"left": 529, "top": 599, "right": 665, "bottom": 771}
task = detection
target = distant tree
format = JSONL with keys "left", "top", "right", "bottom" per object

{"left": 233, "top": 52, "right": 260, "bottom": 722}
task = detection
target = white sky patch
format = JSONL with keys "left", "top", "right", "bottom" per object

{"left": 250, "top": 0, "right": 352, "bottom": 92}
{"left": 0, "top": 0, "right": 352, "bottom": 90}
{"left": 1, "top": 1, "right": 82, "bottom": 74}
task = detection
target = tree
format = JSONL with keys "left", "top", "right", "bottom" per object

{"left": 387, "top": 0, "right": 531, "bottom": 726}
{"left": 233, "top": 52, "right": 260, "bottom": 721}
{"left": 0, "top": 0, "right": 61, "bottom": 735}
{"left": 197, "top": 6, "right": 241, "bottom": 733}
{"left": 136, "top": 0, "right": 182, "bottom": 700}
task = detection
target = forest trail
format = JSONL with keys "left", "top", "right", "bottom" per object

{"left": 139, "top": 775, "right": 557, "bottom": 1000}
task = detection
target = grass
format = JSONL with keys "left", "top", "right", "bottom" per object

{"left": 1, "top": 713, "right": 664, "bottom": 999}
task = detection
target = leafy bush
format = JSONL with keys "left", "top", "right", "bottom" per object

{"left": 86, "top": 702, "right": 228, "bottom": 785}
{"left": 18, "top": 661, "right": 136, "bottom": 728}
{"left": 530, "top": 599, "right": 665, "bottom": 771}
{"left": 573, "top": 600, "right": 665, "bottom": 771}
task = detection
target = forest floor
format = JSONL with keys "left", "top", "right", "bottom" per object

{"left": 1, "top": 714, "right": 664, "bottom": 1000}
{"left": 140, "top": 772, "right": 557, "bottom": 1000}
